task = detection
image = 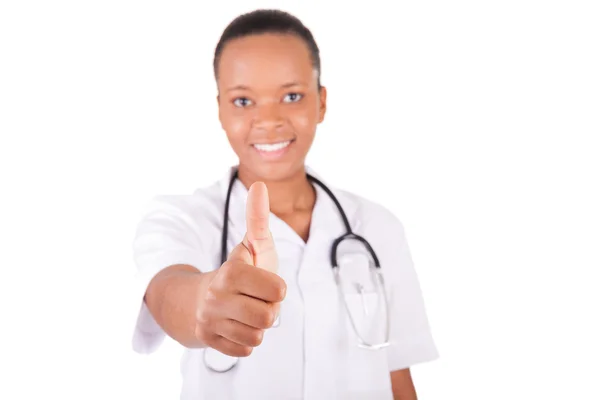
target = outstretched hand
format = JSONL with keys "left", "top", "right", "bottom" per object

{"left": 194, "top": 181, "right": 285, "bottom": 357}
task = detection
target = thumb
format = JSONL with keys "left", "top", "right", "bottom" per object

{"left": 242, "top": 181, "right": 278, "bottom": 273}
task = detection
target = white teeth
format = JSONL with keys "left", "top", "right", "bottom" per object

{"left": 253, "top": 140, "right": 291, "bottom": 152}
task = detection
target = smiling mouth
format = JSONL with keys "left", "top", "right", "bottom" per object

{"left": 252, "top": 139, "right": 294, "bottom": 152}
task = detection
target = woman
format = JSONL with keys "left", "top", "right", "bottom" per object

{"left": 132, "top": 9, "right": 438, "bottom": 400}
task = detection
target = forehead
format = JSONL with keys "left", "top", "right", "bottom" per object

{"left": 217, "top": 33, "right": 316, "bottom": 88}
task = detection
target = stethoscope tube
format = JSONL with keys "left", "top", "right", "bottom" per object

{"left": 219, "top": 168, "right": 381, "bottom": 270}
{"left": 205, "top": 167, "right": 391, "bottom": 374}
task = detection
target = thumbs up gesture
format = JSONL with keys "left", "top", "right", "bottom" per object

{"left": 195, "top": 182, "right": 286, "bottom": 357}
{"left": 233, "top": 181, "right": 279, "bottom": 274}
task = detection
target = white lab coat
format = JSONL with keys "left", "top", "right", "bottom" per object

{"left": 131, "top": 166, "right": 439, "bottom": 400}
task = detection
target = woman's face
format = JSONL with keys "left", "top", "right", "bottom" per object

{"left": 216, "top": 33, "right": 326, "bottom": 182}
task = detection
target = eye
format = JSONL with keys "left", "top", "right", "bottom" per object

{"left": 233, "top": 97, "right": 253, "bottom": 108}
{"left": 283, "top": 93, "right": 303, "bottom": 103}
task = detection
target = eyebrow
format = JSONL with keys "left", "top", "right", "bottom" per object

{"left": 225, "top": 81, "right": 306, "bottom": 92}
{"left": 226, "top": 85, "right": 250, "bottom": 92}
{"left": 281, "top": 81, "right": 305, "bottom": 88}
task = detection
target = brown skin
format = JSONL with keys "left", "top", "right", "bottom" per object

{"left": 217, "top": 33, "right": 323, "bottom": 241}
{"left": 145, "top": 182, "right": 284, "bottom": 357}
{"left": 144, "top": 32, "right": 417, "bottom": 399}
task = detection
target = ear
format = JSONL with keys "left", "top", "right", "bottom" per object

{"left": 318, "top": 86, "right": 327, "bottom": 123}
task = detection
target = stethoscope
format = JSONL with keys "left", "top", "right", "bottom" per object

{"left": 203, "top": 168, "right": 391, "bottom": 373}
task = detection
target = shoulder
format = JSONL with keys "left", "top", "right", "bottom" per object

{"left": 328, "top": 187, "right": 416, "bottom": 284}
{"left": 131, "top": 180, "right": 228, "bottom": 278}
{"left": 333, "top": 187, "right": 407, "bottom": 236}
{"left": 134, "top": 179, "right": 225, "bottom": 242}
{"left": 328, "top": 187, "right": 421, "bottom": 290}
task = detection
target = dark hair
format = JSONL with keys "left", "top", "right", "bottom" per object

{"left": 213, "top": 9, "right": 322, "bottom": 88}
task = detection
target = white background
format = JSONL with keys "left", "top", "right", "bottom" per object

{"left": 1, "top": 0, "right": 599, "bottom": 399}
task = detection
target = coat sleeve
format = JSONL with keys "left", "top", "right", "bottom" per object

{"left": 130, "top": 195, "right": 211, "bottom": 354}
{"left": 370, "top": 207, "right": 440, "bottom": 371}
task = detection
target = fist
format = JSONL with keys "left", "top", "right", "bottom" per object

{"left": 195, "top": 181, "right": 286, "bottom": 357}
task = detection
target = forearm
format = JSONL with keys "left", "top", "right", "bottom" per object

{"left": 391, "top": 368, "right": 418, "bottom": 400}
{"left": 144, "top": 264, "right": 211, "bottom": 348}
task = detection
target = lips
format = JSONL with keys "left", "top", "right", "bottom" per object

{"left": 251, "top": 138, "right": 296, "bottom": 160}
{"left": 252, "top": 140, "right": 293, "bottom": 152}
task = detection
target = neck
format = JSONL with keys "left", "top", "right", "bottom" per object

{"left": 237, "top": 164, "right": 316, "bottom": 215}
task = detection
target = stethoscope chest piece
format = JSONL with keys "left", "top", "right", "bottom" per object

{"left": 203, "top": 348, "right": 239, "bottom": 373}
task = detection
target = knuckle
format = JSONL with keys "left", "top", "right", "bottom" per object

{"left": 221, "top": 260, "right": 235, "bottom": 271}
{"left": 220, "top": 262, "right": 240, "bottom": 286}
{"left": 229, "top": 244, "right": 253, "bottom": 265}
{"left": 202, "top": 287, "right": 219, "bottom": 308}
{"left": 204, "top": 285, "right": 217, "bottom": 301}
{"left": 248, "top": 329, "right": 264, "bottom": 347}
{"left": 238, "top": 346, "right": 253, "bottom": 357}
{"left": 259, "top": 310, "right": 275, "bottom": 328}
{"left": 274, "top": 280, "right": 287, "bottom": 301}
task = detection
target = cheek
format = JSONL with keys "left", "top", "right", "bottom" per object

{"left": 293, "top": 114, "right": 310, "bottom": 129}
{"left": 222, "top": 114, "right": 250, "bottom": 147}
{"left": 229, "top": 118, "right": 248, "bottom": 137}
{"left": 291, "top": 108, "right": 318, "bottom": 138}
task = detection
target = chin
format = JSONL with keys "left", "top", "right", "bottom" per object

{"left": 243, "top": 160, "right": 305, "bottom": 182}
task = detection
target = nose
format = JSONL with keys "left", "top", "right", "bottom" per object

{"left": 253, "top": 102, "right": 284, "bottom": 131}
